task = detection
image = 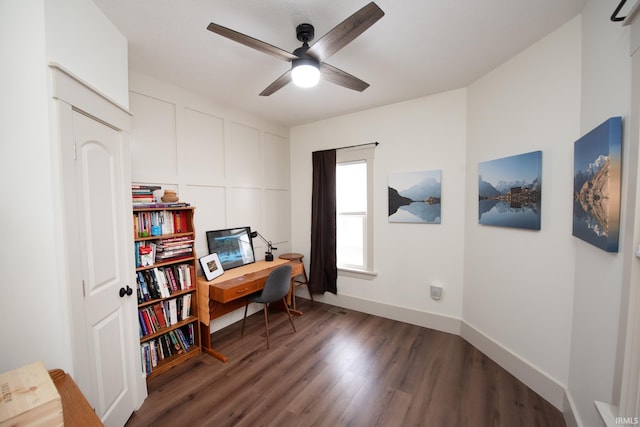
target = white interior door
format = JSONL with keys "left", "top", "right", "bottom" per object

{"left": 65, "top": 109, "right": 137, "bottom": 426}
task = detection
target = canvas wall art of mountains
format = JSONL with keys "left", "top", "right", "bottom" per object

{"left": 388, "top": 170, "right": 441, "bottom": 223}
{"left": 572, "top": 117, "right": 622, "bottom": 252}
{"left": 478, "top": 151, "right": 542, "bottom": 230}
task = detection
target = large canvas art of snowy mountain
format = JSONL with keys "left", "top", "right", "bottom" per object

{"left": 388, "top": 170, "right": 441, "bottom": 223}
{"left": 572, "top": 117, "right": 622, "bottom": 252}
{"left": 478, "top": 151, "right": 542, "bottom": 230}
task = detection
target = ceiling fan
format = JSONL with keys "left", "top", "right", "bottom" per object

{"left": 206, "top": 2, "right": 385, "bottom": 96}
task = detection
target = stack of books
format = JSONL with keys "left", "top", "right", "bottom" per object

{"left": 132, "top": 184, "right": 160, "bottom": 205}
{"left": 155, "top": 236, "right": 194, "bottom": 262}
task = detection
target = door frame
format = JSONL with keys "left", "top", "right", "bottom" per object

{"left": 49, "top": 63, "right": 147, "bottom": 411}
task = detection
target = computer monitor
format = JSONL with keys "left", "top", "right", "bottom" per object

{"left": 206, "top": 226, "right": 255, "bottom": 271}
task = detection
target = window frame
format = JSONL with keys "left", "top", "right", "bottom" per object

{"left": 336, "top": 146, "right": 376, "bottom": 278}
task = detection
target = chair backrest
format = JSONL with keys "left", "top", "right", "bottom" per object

{"left": 259, "top": 264, "right": 292, "bottom": 303}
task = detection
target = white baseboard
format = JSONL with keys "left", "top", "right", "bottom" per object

{"left": 311, "top": 293, "right": 462, "bottom": 335}
{"left": 460, "top": 321, "right": 566, "bottom": 410}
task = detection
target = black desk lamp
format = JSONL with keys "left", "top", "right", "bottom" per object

{"left": 250, "top": 231, "right": 276, "bottom": 261}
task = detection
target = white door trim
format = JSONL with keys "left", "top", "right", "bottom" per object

{"left": 49, "top": 64, "right": 147, "bottom": 413}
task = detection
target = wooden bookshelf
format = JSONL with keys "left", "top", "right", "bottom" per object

{"left": 133, "top": 205, "right": 201, "bottom": 380}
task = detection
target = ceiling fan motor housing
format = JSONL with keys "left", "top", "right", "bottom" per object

{"left": 296, "top": 23, "right": 315, "bottom": 42}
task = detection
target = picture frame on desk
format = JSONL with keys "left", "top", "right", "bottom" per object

{"left": 200, "top": 253, "right": 224, "bottom": 281}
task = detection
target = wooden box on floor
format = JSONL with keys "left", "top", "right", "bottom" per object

{"left": 0, "top": 362, "right": 63, "bottom": 426}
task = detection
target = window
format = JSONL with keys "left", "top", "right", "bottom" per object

{"left": 336, "top": 146, "right": 375, "bottom": 276}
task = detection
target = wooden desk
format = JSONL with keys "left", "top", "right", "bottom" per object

{"left": 49, "top": 369, "right": 103, "bottom": 426}
{"left": 197, "top": 259, "right": 303, "bottom": 362}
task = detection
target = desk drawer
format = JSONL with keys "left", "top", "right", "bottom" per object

{"left": 213, "top": 280, "right": 264, "bottom": 303}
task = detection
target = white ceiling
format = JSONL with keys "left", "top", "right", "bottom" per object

{"left": 93, "top": 0, "right": 587, "bottom": 128}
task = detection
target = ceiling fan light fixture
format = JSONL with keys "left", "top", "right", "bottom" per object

{"left": 291, "top": 60, "right": 320, "bottom": 88}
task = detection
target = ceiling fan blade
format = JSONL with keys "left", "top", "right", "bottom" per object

{"left": 307, "top": 2, "right": 384, "bottom": 62}
{"left": 319, "top": 63, "right": 369, "bottom": 92}
{"left": 207, "top": 23, "right": 298, "bottom": 62}
{"left": 259, "top": 69, "right": 293, "bottom": 96}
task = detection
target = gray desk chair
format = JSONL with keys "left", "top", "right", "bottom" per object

{"left": 241, "top": 264, "right": 296, "bottom": 349}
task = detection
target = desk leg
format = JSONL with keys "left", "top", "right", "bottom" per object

{"left": 203, "top": 348, "right": 228, "bottom": 363}
{"left": 200, "top": 321, "right": 229, "bottom": 363}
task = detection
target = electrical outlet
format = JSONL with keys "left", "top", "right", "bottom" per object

{"left": 430, "top": 284, "right": 443, "bottom": 301}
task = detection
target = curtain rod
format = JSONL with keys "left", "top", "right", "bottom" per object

{"left": 612, "top": 0, "right": 628, "bottom": 21}
{"left": 313, "top": 142, "right": 379, "bottom": 153}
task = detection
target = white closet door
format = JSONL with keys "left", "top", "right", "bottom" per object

{"left": 63, "top": 109, "right": 137, "bottom": 426}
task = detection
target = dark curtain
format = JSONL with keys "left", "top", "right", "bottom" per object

{"left": 309, "top": 149, "right": 337, "bottom": 294}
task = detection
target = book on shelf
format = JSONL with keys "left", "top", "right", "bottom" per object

{"left": 132, "top": 195, "right": 154, "bottom": 203}
{"left": 140, "top": 344, "right": 148, "bottom": 376}
{"left": 152, "top": 303, "right": 167, "bottom": 328}
{"left": 139, "top": 310, "right": 152, "bottom": 336}
{"left": 155, "top": 250, "right": 192, "bottom": 263}
{"left": 165, "top": 267, "right": 178, "bottom": 292}
{"left": 184, "top": 324, "right": 195, "bottom": 346}
{"left": 132, "top": 184, "right": 161, "bottom": 191}
{"left": 152, "top": 268, "right": 171, "bottom": 298}
{"left": 156, "top": 336, "right": 167, "bottom": 360}
{"left": 139, "top": 243, "right": 155, "bottom": 267}
{"left": 183, "top": 293, "right": 192, "bottom": 318}
{"left": 137, "top": 272, "right": 151, "bottom": 302}
{"left": 167, "top": 298, "right": 178, "bottom": 325}
{"left": 150, "top": 341, "right": 158, "bottom": 367}
{"left": 144, "top": 308, "right": 158, "bottom": 332}
{"left": 175, "top": 328, "right": 190, "bottom": 352}
{"left": 138, "top": 311, "right": 148, "bottom": 336}
{"left": 140, "top": 323, "right": 198, "bottom": 376}
{"left": 167, "top": 331, "right": 184, "bottom": 354}
{"left": 173, "top": 210, "right": 187, "bottom": 233}
{"left": 144, "top": 270, "right": 162, "bottom": 299}
{"left": 156, "top": 238, "right": 193, "bottom": 249}
{"left": 133, "top": 202, "right": 191, "bottom": 209}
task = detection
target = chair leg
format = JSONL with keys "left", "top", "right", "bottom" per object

{"left": 241, "top": 303, "right": 249, "bottom": 337}
{"left": 263, "top": 304, "right": 270, "bottom": 349}
{"left": 283, "top": 297, "right": 297, "bottom": 333}
{"left": 302, "top": 267, "right": 313, "bottom": 302}
{"left": 291, "top": 278, "right": 297, "bottom": 310}
{"left": 306, "top": 282, "right": 314, "bottom": 302}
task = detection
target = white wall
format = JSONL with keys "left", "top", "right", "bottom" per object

{"left": 568, "top": 1, "right": 632, "bottom": 426}
{"left": 44, "top": 0, "right": 129, "bottom": 108}
{"left": 290, "top": 89, "right": 468, "bottom": 333}
{"left": 463, "top": 18, "right": 581, "bottom": 407}
{"left": 128, "top": 71, "right": 290, "bottom": 331}
{"left": 0, "top": 0, "right": 63, "bottom": 372}
{"left": 0, "top": 0, "right": 128, "bottom": 375}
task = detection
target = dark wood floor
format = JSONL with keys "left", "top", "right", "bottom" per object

{"left": 126, "top": 299, "right": 565, "bottom": 427}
